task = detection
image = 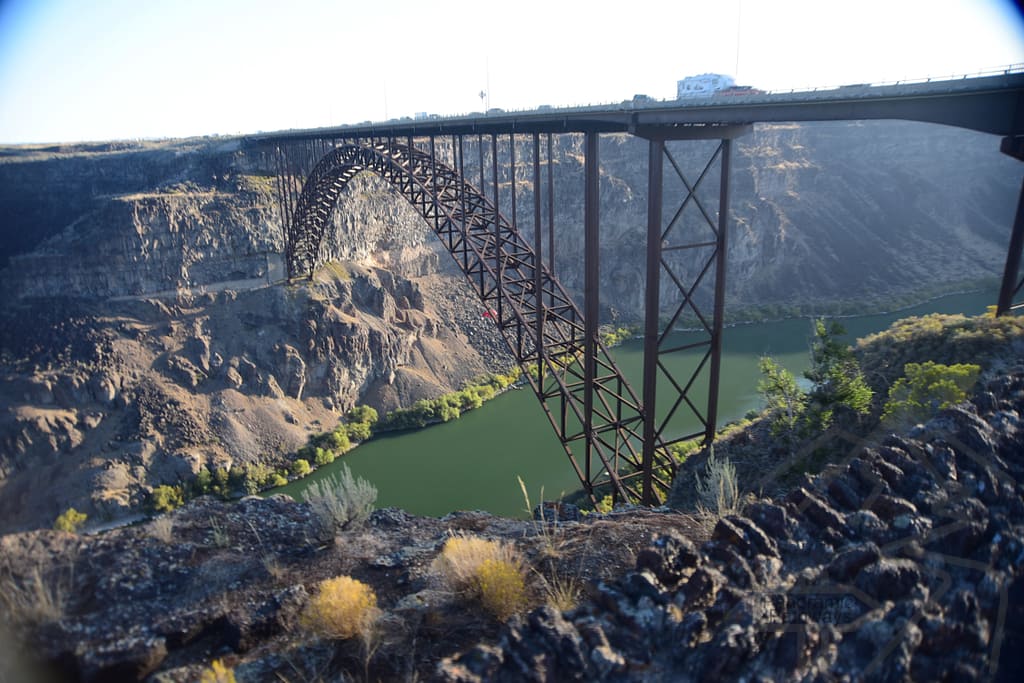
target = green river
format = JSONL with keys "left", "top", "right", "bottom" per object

{"left": 275, "top": 290, "right": 995, "bottom": 517}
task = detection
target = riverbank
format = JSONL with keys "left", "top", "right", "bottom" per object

{"left": 683, "top": 278, "right": 1001, "bottom": 332}
{"left": 273, "top": 289, "right": 1001, "bottom": 518}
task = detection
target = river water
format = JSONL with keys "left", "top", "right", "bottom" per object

{"left": 274, "top": 291, "right": 995, "bottom": 517}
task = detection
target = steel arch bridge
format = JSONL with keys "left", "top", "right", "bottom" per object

{"left": 249, "top": 71, "right": 1024, "bottom": 506}
{"left": 283, "top": 138, "right": 682, "bottom": 504}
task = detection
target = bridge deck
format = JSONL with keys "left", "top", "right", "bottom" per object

{"left": 247, "top": 72, "right": 1024, "bottom": 143}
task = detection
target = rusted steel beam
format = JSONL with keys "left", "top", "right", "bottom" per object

{"left": 533, "top": 133, "right": 544, "bottom": 386}
{"left": 584, "top": 132, "right": 599, "bottom": 497}
{"left": 997, "top": 176, "right": 1024, "bottom": 315}
{"left": 706, "top": 139, "right": 732, "bottom": 442}
{"left": 547, "top": 134, "right": 555, "bottom": 299}
{"left": 641, "top": 138, "right": 664, "bottom": 506}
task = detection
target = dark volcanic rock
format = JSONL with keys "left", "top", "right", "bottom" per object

{"left": 438, "top": 369, "right": 1024, "bottom": 682}
{"left": 855, "top": 558, "right": 923, "bottom": 601}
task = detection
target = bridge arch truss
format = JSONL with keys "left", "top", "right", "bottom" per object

{"left": 257, "top": 128, "right": 744, "bottom": 505}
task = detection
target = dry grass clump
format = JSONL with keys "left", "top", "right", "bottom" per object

{"left": 300, "top": 575, "right": 381, "bottom": 641}
{"left": 433, "top": 535, "right": 528, "bottom": 620}
{"left": 0, "top": 566, "right": 65, "bottom": 628}
{"left": 475, "top": 558, "right": 529, "bottom": 620}
{"left": 534, "top": 569, "right": 583, "bottom": 612}
{"left": 147, "top": 515, "right": 174, "bottom": 543}
{"left": 516, "top": 477, "right": 583, "bottom": 611}
{"left": 198, "top": 658, "right": 236, "bottom": 682}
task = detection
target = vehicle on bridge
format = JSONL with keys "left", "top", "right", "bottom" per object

{"left": 677, "top": 73, "right": 735, "bottom": 99}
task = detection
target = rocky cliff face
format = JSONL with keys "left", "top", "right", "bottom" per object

{"left": 2, "top": 122, "right": 1018, "bottom": 310}
{"left": 0, "top": 265, "right": 503, "bottom": 532}
{"left": 534, "top": 122, "right": 1021, "bottom": 318}
{"left": 0, "top": 141, "right": 510, "bottom": 533}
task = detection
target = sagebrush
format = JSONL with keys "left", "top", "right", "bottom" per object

{"left": 301, "top": 464, "right": 377, "bottom": 534}
{"left": 476, "top": 558, "right": 529, "bottom": 620}
{"left": 882, "top": 360, "right": 981, "bottom": 425}
{"left": 695, "top": 447, "right": 740, "bottom": 518}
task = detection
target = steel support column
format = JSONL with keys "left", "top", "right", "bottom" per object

{"left": 637, "top": 134, "right": 740, "bottom": 464}
{"left": 641, "top": 138, "right": 664, "bottom": 505}
{"left": 547, "top": 134, "right": 556, "bottom": 304}
{"left": 996, "top": 176, "right": 1024, "bottom": 315}
{"left": 706, "top": 138, "right": 732, "bottom": 441}
{"left": 491, "top": 134, "right": 502, "bottom": 326}
{"left": 583, "top": 132, "right": 600, "bottom": 491}
{"left": 533, "top": 134, "right": 545, "bottom": 385}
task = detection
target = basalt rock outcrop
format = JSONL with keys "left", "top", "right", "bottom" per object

{"left": 439, "top": 371, "right": 1024, "bottom": 681}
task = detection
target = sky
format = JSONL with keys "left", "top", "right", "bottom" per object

{"left": 0, "top": 0, "right": 1022, "bottom": 143}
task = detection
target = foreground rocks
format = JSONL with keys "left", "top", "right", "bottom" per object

{"left": 440, "top": 372, "right": 1024, "bottom": 681}
{"left": 0, "top": 494, "right": 697, "bottom": 682}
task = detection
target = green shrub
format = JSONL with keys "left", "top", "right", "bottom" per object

{"left": 327, "top": 429, "right": 351, "bottom": 453}
{"left": 804, "top": 319, "right": 872, "bottom": 428}
{"left": 193, "top": 467, "right": 213, "bottom": 495}
{"left": 457, "top": 388, "right": 483, "bottom": 411}
{"left": 473, "top": 384, "right": 496, "bottom": 402}
{"left": 314, "top": 447, "right": 336, "bottom": 466}
{"left": 268, "top": 473, "right": 289, "bottom": 487}
{"left": 667, "top": 439, "right": 702, "bottom": 462}
{"left": 243, "top": 463, "right": 273, "bottom": 495}
{"left": 53, "top": 507, "right": 87, "bottom": 533}
{"left": 345, "top": 420, "right": 372, "bottom": 442}
{"left": 600, "top": 325, "right": 635, "bottom": 347}
{"left": 212, "top": 468, "right": 230, "bottom": 495}
{"left": 347, "top": 405, "right": 379, "bottom": 426}
{"left": 882, "top": 361, "right": 981, "bottom": 425}
{"left": 150, "top": 485, "right": 185, "bottom": 513}
{"left": 292, "top": 459, "right": 312, "bottom": 477}
{"left": 758, "top": 355, "right": 806, "bottom": 437}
